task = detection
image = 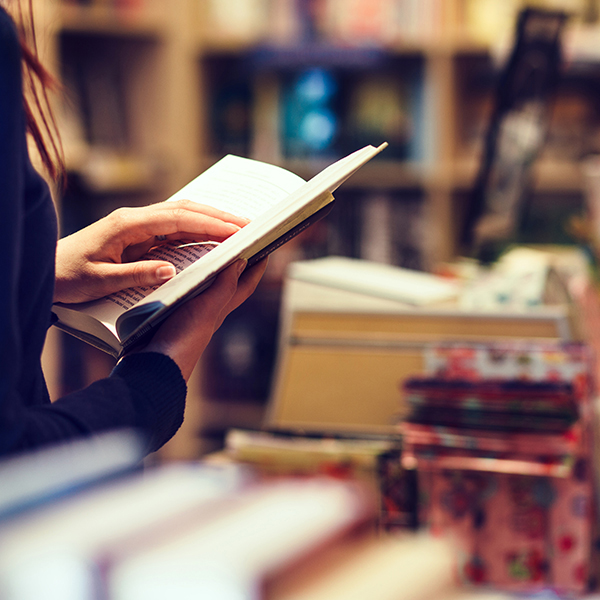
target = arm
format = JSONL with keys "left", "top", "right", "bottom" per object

{"left": 41, "top": 257, "right": 267, "bottom": 457}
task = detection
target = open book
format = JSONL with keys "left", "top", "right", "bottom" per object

{"left": 52, "top": 144, "right": 387, "bottom": 358}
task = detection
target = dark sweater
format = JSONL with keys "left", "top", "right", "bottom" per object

{"left": 0, "top": 7, "right": 186, "bottom": 457}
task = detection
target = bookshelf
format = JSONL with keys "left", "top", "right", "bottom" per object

{"left": 34, "top": 0, "right": 600, "bottom": 457}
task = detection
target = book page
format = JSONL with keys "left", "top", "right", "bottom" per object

{"left": 167, "top": 155, "right": 306, "bottom": 219}
{"left": 103, "top": 242, "right": 217, "bottom": 312}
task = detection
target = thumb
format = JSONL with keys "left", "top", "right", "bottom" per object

{"left": 100, "top": 260, "right": 177, "bottom": 291}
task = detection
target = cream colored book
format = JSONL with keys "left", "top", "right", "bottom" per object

{"left": 289, "top": 256, "right": 461, "bottom": 306}
{"left": 52, "top": 144, "right": 387, "bottom": 358}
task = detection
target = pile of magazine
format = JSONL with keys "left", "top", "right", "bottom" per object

{"left": 398, "top": 341, "right": 597, "bottom": 593}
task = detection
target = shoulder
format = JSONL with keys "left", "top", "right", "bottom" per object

{"left": 0, "top": 7, "right": 26, "bottom": 200}
{"left": 0, "top": 6, "right": 21, "bottom": 65}
{"left": 0, "top": 7, "right": 24, "bottom": 135}
{"left": 0, "top": 6, "right": 22, "bottom": 108}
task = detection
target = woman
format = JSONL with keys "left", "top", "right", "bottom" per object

{"left": 0, "top": 1, "right": 267, "bottom": 456}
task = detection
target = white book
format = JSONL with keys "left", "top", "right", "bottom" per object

{"left": 289, "top": 256, "right": 461, "bottom": 306}
{"left": 0, "top": 430, "right": 144, "bottom": 519}
{"left": 109, "top": 478, "right": 372, "bottom": 600}
{"left": 0, "top": 463, "right": 248, "bottom": 600}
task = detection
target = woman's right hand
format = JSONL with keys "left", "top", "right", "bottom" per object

{"left": 54, "top": 200, "right": 249, "bottom": 304}
{"left": 137, "top": 258, "right": 268, "bottom": 381}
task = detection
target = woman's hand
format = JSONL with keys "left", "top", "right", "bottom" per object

{"left": 139, "top": 258, "right": 268, "bottom": 381}
{"left": 54, "top": 200, "right": 248, "bottom": 304}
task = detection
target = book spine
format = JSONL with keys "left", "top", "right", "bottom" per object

{"left": 247, "top": 201, "right": 335, "bottom": 267}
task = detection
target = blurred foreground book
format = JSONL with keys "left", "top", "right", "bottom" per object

{"left": 0, "top": 437, "right": 465, "bottom": 600}
{"left": 0, "top": 429, "right": 145, "bottom": 519}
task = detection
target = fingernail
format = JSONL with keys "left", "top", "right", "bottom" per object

{"left": 156, "top": 265, "right": 177, "bottom": 281}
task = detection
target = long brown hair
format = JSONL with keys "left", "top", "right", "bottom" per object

{"left": 9, "top": 0, "right": 64, "bottom": 183}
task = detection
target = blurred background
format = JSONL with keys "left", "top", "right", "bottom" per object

{"left": 33, "top": 0, "right": 600, "bottom": 460}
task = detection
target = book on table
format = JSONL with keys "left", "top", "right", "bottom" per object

{"left": 52, "top": 143, "right": 387, "bottom": 358}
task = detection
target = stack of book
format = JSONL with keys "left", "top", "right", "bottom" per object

{"left": 218, "top": 428, "right": 418, "bottom": 532}
{"left": 399, "top": 341, "right": 597, "bottom": 595}
{"left": 0, "top": 431, "right": 460, "bottom": 600}
{"left": 266, "top": 254, "right": 577, "bottom": 438}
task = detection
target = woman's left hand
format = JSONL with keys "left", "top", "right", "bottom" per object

{"left": 54, "top": 200, "right": 248, "bottom": 304}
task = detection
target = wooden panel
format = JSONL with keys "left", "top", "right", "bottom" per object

{"left": 267, "top": 346, "right": 425, "bottom": 434}
{"left": 291, "top": 312, "right": 565, "bottom": 341}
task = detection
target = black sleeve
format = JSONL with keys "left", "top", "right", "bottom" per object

{"left": 36, "top": 353, "right": 187, "bottom": 455}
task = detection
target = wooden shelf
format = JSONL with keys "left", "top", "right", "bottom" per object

{"left": 198, "top": 36, "right": 493, "bottom": 61}
{"left": 451, "top": 156, "right": 585, "bottom": 194}
{"left": 58, "top": 2, "right": 167, "bottom": 38}
{"left": 65, "top": 149, "right": 161, "bottom": 194}
{"left": 284, "top": 158, "right": 425, "bottom": 189}
{"left": 385, "top": 36, "right": 491, "bottom": 57}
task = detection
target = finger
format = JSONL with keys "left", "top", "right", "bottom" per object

{"left": 214, "top": 258, "right": 268, "bottom": 330}
{"left": 174, "top": 259, "right": 247, "bottom": 334}
{"left": 94, "top": 260, "right": 178, "bottom": 294}
{"left": 122, "top": 231, "right": 230, "bottom": 263}
{"left": 103, "top": 203, "right": 249, "bottom": 254}
{"left": 135, "top": 213, "right": 242, "bottom": 242}
{"left": 202, "top": 259, "right": 248, "bottom": 305}
{"left": 134, "top": 199, "right": 250, "bottom": 236}
{"left": 237, "top": 257, "right": 268, "bottom": 296}
{"left": 160, "top": 200, "right": 250, "bottom": 227}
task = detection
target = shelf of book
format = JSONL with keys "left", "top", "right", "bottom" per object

{"left": 31, "top": 0, "right": 600, "bottom": 460}
{"left": 50, "top": 0, "right": 596, "bottom": 265}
